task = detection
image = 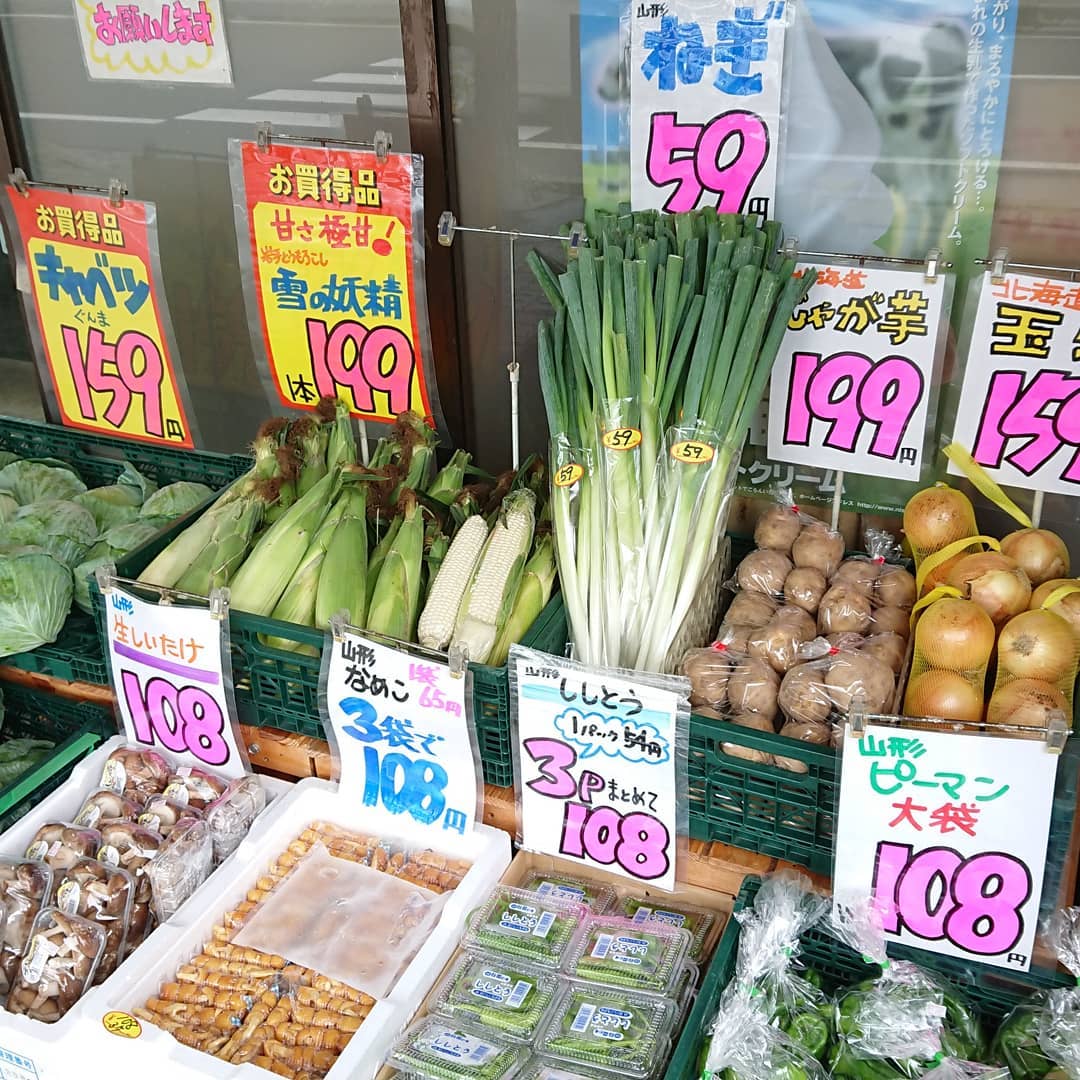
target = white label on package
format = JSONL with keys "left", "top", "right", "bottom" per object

{"left": 322, "top": 629, "right": 480, "bottom": 837}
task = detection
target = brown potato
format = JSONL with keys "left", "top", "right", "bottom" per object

{"left": 792, "top": 524, "right": 845, "bottom": 577}
{"left": 736, "top": 550, "right": 793, "bottom": 597}
{"left": 783, "top": 567, "right": 827, "bottom": 613}
{"left": 876, "top": 565, "right": 917, "bottom": 609}
{"left": 817, "top": 585, "right": 873, "bottom": 635}
{"left": 778, "top": 664, "right": 831, "bottom": 725}
{"left": 832, "top": 557, "right": 881, "bottom": 592}
{"left": 754, "top": 505, "right": 803, "bottom": 554}
{"left": 726, "top": 658, "right": 780, "bottom": 717}
{"left": 871, "top": 605, "right": 912, "bottom": 639}
{"left": 860, "top": 632, "right": 907, "bottom": 675}
{"left": 721, "top": 713, "right": 776, "bottom": 764}
{"left": 683, "top": 649, "right": 730, "bottom": 710}
{"left": 774, "top": 720, "right": 832, "bottom": 773}
{"left": 773, "top": 605, "right": 817, "bottom": 641}
{"left": 826, "top": 652, "right": 896, "bottom": 715}
{"left": 726, "top": 590, "right": 778, "bottom": 628}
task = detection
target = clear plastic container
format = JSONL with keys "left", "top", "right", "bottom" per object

{"left": 516, "top": 1057, "right": 615, "bottom": 1080}
{"left": 6, "top": 907, "right": 106, "bottom": 1022}
{"left": 463, "top": 886, "right": 588, "bottom": 969}
{"left": 386, "top": 1016, "right": 528, "bottom": 1080}
{"left": 0, "top": 857, "right": 52, "bottom": 995}
{"left": 99, "top": 746, "right": 170, "bottom": 799}
{"left": 564, "top": 916, "right": 691, "bottom": 996}
{"left": 73, "top": 790, "right": 142, "bottom": 830}
{"left": 535, "top": 985, "right": 676, "bottom": 1077}
{"left": 518, "top": 872, "right": 616, "bottom": 914}
{"left": 672, "top": 961, "right": 698, "bottom": 1024}
{"left": 25, "top": 823, "right": 102, "bottom": 871}
{"left": 163, "top": 765, "right": 228, "bottom": 810}
{"left": 615, "top": 896, "right": 716, "bottom": 961}
{"left": 54, "top": 857, "right": 134, "bottom": 983}
{"left": 205, "top": 774, "right": 266, "bottom": 864}
{"left": 430, "top": 950, "right": 562, "bottom": 1042}
{"left": 138, "top": 794, "right": 203, "bottom": 838}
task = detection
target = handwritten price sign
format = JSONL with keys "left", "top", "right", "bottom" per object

{"left": 104, "top": 585, "right": 246, "bottom": 778}
{"left": 322, "top": 631, "right": 480, "bottom": 836}
{"left": 834, "top": 723, "right": 1060, "bottom": 971}
{"left": 630, "top": 3, "right": 788, "bottom": 216}
{"left": 511, "top": 646, "right": 686, "bottom": 892}
{"left": 952, "top": 272, "right": 1080, "bottom": 497}
{"left": 767, "top": 263, "right": 949, "bottom": 483}
{"left": 2, "top": 186, "right": 198, "bottom": 447}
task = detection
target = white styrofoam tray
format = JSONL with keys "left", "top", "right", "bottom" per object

{"left": 95, "top": 778, "right": 512, "bottom": 1080}
{"left": 0, "top": 735, "right": 293, "bottom": 1074}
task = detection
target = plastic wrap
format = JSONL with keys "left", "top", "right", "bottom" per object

{"left": 516, "top": 872, "right": 616, "bottom": 914}
{"left": 920, "top": 1063, "right": 1008, "bottom": 1080}
{"left": 54, "top": 857, "right": 133, "bottom": 984}
{"left": 163, "top": 766, "right": 229, "bottom": 810}
{"left": 617, "top": 895, "right": 716, "bottom": 962}
{"left": 564, "top": 915, "right": 691, "bottom": 995}
{"left": 387, "top": 1016, "right": 527, "bottom": 1080}
{"left": 727, "top": 589, "right": 780, "bottom": 628}
{"left": 748, "top": 606, "right": 818, "bottom": 674}
{"left": 205, "top": 773, "right": 266, "bottom": 863}
{"left": 0, "top": 858, "right": 51, "bottom": 995}
{"left": 147, "top": 817, "right": 214, "bottom": 923}
{"left": 6, "top": 908, "right": 106, "bottom": 1022}
{"left": 463, "top": 886, "right": 587, "bottom": 970}
{"left": 817, "top": 584, "right": 873, "bottom": 635}
{"left": 73, "top": 789, "right": 142, "bottom": 829}
{"left": 683, "top": 641, "right": 736, "bottom": 711}
{"left": 100, "top": 746, "right": 171, "bottom": 800}
{"left": 138, "top": 795, "right": 202, "bottom": 838}
{"left": 737, "top": 548, "right": 794, "bottom": 598}
{"left": 792, "top": 522, "right": 845, "bottom": 580}
{"left": 25, "top": 823, "right": 102, "bottom": 871}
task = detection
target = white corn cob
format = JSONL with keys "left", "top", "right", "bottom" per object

{"left": 451, "top": 490, "right": 536, "bottom": 665}
{"left": 417, "top": 515, "right": 489, "bottom": 651}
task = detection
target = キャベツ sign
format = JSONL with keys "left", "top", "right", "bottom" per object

{"left": 103, "top": 583, "right": 247, "bottom": 779}
{"left": 72, "top": 0, "right": 233, "bottom": 84}
{"left": 321, "top": 629, "right": 480, "bottom": 837}
{"left": 629, "top": 0, "right": 789, "bottom": 217}
{"left": 2, "top": 183, "right": 198, "bottom": 447}
{"left": 834, "top": 722, "right": 1059, "bottom": 972}
{"left": 229, "top": 139, "right": 444, "bottom": 432}
{"left": 511, "top": 646, "right": 687, "bottom": 892}
{"left": 768, "top": 263, "right": 949, "bottom": 482}
{"left": 952, "top": 271, "right": 1080, "bottom": 497}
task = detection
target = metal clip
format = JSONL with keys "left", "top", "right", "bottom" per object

{"left": 1045, "top": 711, "right": 1069, "bottom": 754}
{"left": 94, "top": 562, "right": 117, "bottom": 595}
{"left": 848, "top": 699, "right": 867, "bottom": 737}
{"left": 256, "top": 122, "right": 272, "bottom": 151}
{"left": 991, "top": 247, "right": 1009, "bottom": 284}
{"left": 208, "top": 586, "right": 229, "bottom": 621}
{"left": 781, "top": 236, "right": 799, "bottom": 261}
{"left": 374, "top": 130, "right": 392, "bottom": 163}
{"left": 567, "top": 220, "right": 586, "bottom": 258}
{"left": 107, "top": 179, "right": 125, "bottom": 209}
{"left": 9, "top": 168, "right": 28, "bottom": 195}
{"left": 437, "top": 210, "right": 456, "bottom": 247}
{"left": 448, "top": 642, "right": 467, "bottom": 679}
{"left": 329, "top": 611, "right": 348, "bottom": 643}
{"left": 924, "top": 247, "right": 942, "bottom": 282}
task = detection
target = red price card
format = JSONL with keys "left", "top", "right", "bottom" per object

{"left": 834, "top": 722, "right": 1061, "bottom": 972}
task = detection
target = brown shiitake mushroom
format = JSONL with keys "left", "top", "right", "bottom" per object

{"left": 817, "top": 585, "right": 873, "bottom": 635}
{"left": 783, "top": 567, "right": 827, "bottom": 614}
{"left": 736, "top": 550, "right": 794, "bottom": 597}
{"left": 791, "top": 524, "right": 845, "bottom": 578}
{"left": 754, "top": 505, "right": 803, "bottom": 554}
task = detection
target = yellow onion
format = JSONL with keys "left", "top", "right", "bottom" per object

{"left": 986, "top": 678, "right": 1068, "bottom": 731}
{"left": 914, "top": 597, "right": 995, "bottom": 671}
{"left": 996, "top": 609, "right": 1075, "bottom": 682}
{"left": 1030, "top": 578, "right": 1080, "bottom": 641}
{"left": 903, "top": 485, "right": 977, "bottom": 555}
{"left": 946, "top": 552, "right": 1031, "bottom": 626}
{"left": 1001, "top": 528, "right": 1070, "bottom": 586}
{"left": 904, "top": 669, "right": 983, "bottom": 723}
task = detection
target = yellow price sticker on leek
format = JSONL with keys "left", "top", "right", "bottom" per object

{"left": 602, "top": 427, "right": 642, "bottom": 451}
{"left": 670, "top": 439, "right": 715, "bottom": 464}
{"left": 554, "top": 462, "right": 585, "bottom": 488}
{"left": 103, "top": 1011, "right": 142, "bottom": 1038}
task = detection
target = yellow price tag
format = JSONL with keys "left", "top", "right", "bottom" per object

{"left": 103, "top": 1011, "right": 142, "bottom": 1038}
{"left": 554, "top": 462, "right": 585, "bottom": 488}
{"left": 670, "top": 439, "right": 715, "bottom": 464}
{"left": 601, "top": 427, "right": 642, "bottom": 451}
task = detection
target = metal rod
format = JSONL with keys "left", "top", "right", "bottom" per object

{"left": 973, "top": 257, "right": 1080, "bottom": 281}
{"left": 1032, "top": 489, "right": 1045, "bottom": 529}
{"left": 508, "top": 231, "right": 520, "bottom": 469}
{"left": 864, "top": 712, "right": 1070, "bottom": 740}
{"left": 799, "top": 249, "right": 954, "bottom": 270}
{"left": 262, "top": 132, "right": 381, "bottom": 152}
{"left": 13, "top": 176, "right": 122, "bottom": 198}
{"left": 452, "top": 224, "right": 580, "bottom": 244}
{"left": 111, "top": 575, "right": 214, "bottom": 608}
{"left": 830, "top": 471, "right": 844, "bottom": 531}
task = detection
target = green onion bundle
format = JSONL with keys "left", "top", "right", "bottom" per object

{"left": 531, "top": 209, "right": 816, "bottom": 673}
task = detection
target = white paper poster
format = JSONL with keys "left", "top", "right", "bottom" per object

{"left": 629, "top": 0, "right": 789, "bottom": 217}
{"left": 104, "top": 584, "right": 247, "bottom": 779}
{"left": 322, "top": 631, "right": 480, "bottom": 837}
{"left": 72, "top": 0, "right": 233, "bottom": 84}
{"left": 512, "top": 647, "right": 685, "bottom": 892}
{"left": 951, "top": 271, "right": 1080, "bottom": 497}
{"left": 767, "top": 263, "right": 949, "bottom": 482}
{"left": 834, "top": 723, "right": 1060, "bottom": 972}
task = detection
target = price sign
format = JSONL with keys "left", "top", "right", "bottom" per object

{"left": 951, "top": 271, "right": 1080, "bottom": 497}
{"left": 322, "top": 630, "right": 480, "bottom": 836}
{"left": 834, "top": 723, "right": 1060, "bottom": 972}
{"left": 103, "top": 583, "right": 246, "bottom": 778}
{"left": 767, "top": 263, "right": 949, "bottom": 483}
{"left": 229, "top": 140, "right": 446, "bottom": 435}
{"left": 511, "top": 646, "right": 686, "bottom": 892}
{"left": 629, "top": 1, "right": 789, "bottom": 217}
{"left": 2, "top": 185, "right": 198, "bottom": 447}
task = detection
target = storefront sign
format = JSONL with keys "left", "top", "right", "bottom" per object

{"left": 834, "top": 723, "right": 1059, "bottom": 972}
{"left": 767, "top": 264, "right": 949, "bottom": 482}
{"left": 72, "top": 0, "right": 233, "bottom": 84}
{"left": 629, "top": 1, "right": 789, "bottom": 217}
{"left": 229, "top": 140, "right": 443, "bottom": 431}
{"left": 322, "top": 630, "right": 480, "bottom": 836}
{"left": 103, "top": 583, "right": 246, "bottom": 779}
{"left": 2, "top": 184, "right": 198, "bottom": 448}
{"left": 951, "top": 271, "right": 1080, "bottom": 498}
{"left": 511, "top": 646, "right": 685, "bottom": 892}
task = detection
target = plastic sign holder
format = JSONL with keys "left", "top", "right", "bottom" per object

{"left": 436, "top": 210, "right": 586, "bottom": 468}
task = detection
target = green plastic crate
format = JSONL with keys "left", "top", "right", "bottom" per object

{"left": 664, "top": 877, "right": 1074, "bottom": 1080}
{"left": 96, "top": 513, "right": 570, "bottom": 788}
{"left": 0, "top": 415, "right": 251, "bottom": 685}
{"left": 0, "top": 680, "right": 116, "bottom": 833}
